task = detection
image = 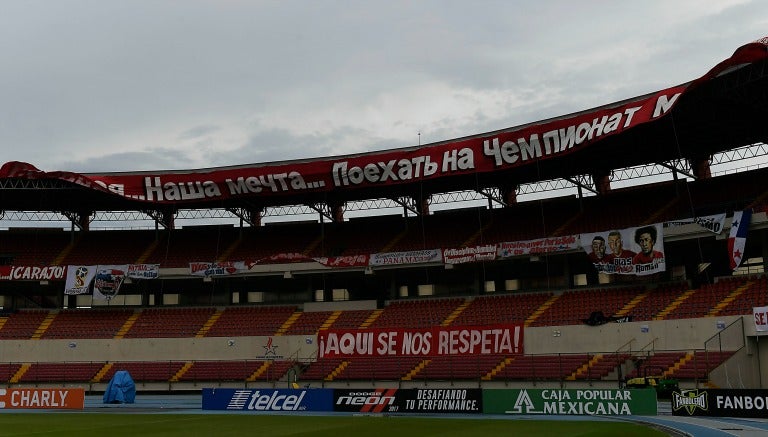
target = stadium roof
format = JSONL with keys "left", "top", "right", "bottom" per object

{"left": 2, "top": 39, "right": 768, "bottom": 216}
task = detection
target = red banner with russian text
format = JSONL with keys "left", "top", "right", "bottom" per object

{"left": 3, "top": 40, "right": 768, "bottom": 205}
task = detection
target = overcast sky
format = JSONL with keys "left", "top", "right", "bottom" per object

{"left": 2, "top": 0, "right": 766, "bottom": 174}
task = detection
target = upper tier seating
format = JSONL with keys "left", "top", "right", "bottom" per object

{"left": 142, "top": 226, "right": 240, "bottom": 268}
{"left": 224, "top": 222, "right": 320, "bottom": 261}
{"left": 123, "top": 307, "right": 216, "bottom": 338}
{"left": 176, "top": 360, "right": 293, "bottom": 382}
{"left": 368, "top": 298, "right": 465, "bottom": 329}
{"left": 625, "top": 351, "right": 688, "bottom": 379}
{"left": 283, "top": 311, "right": 333, "bottom": 335}
{"left": 19, "top": 362, "right": 104, "bottom": 383}
{"left": 487, "top": 354, "right": 591, "bottom": 381}
{"left": 663, "top": 277, "right": 748, "bottom": 319}
{"left": 712, "top": 276, "right": 768, "bottom": 316}
{"left": 41, "top": 308, "right": 134, "bottom": 339}
{"left": 306, "top": 216, "right": 404, "bottom": 257}
{"left": 324, "top": 309, "right": 376, "bottom": 329}
{"left": 0, "top": 310, "right": 50, "bottom": 339}
{"left": 58, "top": 230, "right": 156, "bottom": 266}
{"left": 450, "top": 292, "right": 554, "bottom": 326}
{"left": 2, "top": 168, "right": 767, "bottom": 267}
{"left": 331, "top": 356, "right": 424, "bottom": 381}
{"left": 571, "top": 353, "right": 632, "bottom": 381}
{"left": 389, "top": 209, "right": 488, "bottom": 252}
{"left": 0, "top": 229, "right": 71, "bottom": 265}
{"left": 415, "top": 355, "right": 505, "bottom": 380}
{"left": 628, "top": 282, "right": 689, "bottom": 321}
{"left": 204, "top": 305, "right": 297, "bottom": 337}
{"left": 100, "top": 361, "right": 185, "bottom": 382}
{"left": 529, "top": 286, "right": 643, "bottom": 327}
{"left": 670, "top": 350, "right": 736, "bottom": 379}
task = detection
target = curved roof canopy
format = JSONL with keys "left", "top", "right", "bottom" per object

{"left": 2, "top": 40, "right": 768, "bottom": 214}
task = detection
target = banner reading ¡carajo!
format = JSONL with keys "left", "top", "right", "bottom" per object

{"left": 318, "top": 323, "right": 523, "bottom": 358}
{"left": 0, "top": 265, "right": 66, "bottom": 281}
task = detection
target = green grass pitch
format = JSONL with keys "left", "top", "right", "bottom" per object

{"left": 0, "top": 413, "right": 668, "bottom": 436}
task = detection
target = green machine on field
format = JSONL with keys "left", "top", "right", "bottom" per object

{"left": 625, "top": 366, "right": 679, "bottom": 399}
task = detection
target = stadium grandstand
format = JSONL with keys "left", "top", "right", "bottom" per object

{"left": 0, "top": 38, "right": 767, "bottom": 394}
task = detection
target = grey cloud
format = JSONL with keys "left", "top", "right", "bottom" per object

{"left": 2, "top": 1, "right": 767, "bottom": 174}
{"left": 61, "top": 150, "right": 198, "bottom": 174}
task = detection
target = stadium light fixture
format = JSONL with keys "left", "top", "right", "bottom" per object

{"left": 364, "top": 267, "right": 373, "bottom": 275}
{"left": 203, "top": 276, "right": 212, "bottom": 283}
{"left": 283, "top": 271, "right": 293, "bottom": 279}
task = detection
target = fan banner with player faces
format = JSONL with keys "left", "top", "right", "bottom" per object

{"left": 579, "top": 223, "right": 666, "bottom": 276}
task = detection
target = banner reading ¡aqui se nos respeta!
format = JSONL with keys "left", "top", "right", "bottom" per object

{"left": 318, "top": 323, "right": 523, "bottom": 358}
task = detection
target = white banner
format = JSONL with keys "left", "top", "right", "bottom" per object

{"left": 64, "top": 265, "right": 97, "bottom": 295}
{"left": 580, "top": 223, "right": 666, "bottom": 276}
{"left": 444, "top": 245, "right": 497, "bottom": 265}
{"left": 369, "top": 249, "right": 442, "bottom": 266}
{"left": 189, "top": 261, "right": 251, "bottom": 277}
{"left": 664, "top": 213, "right": 726, "bottom": 234}
{"left": 127, "top": 263, "right": 159, "bottom": 279}
{"left": 497, "top": 235, "right": 579, "bottom": 258}
{"left": 93, "top": 265, "right": 128, "bottom": 300}
{"left": 754, "top": 306, "right": 768, "bottom": 332}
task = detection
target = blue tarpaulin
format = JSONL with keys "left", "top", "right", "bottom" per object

{"left": 103, "top": 370, "right": 136, "bottom": 404}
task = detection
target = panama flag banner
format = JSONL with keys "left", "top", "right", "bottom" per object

{"left": 728, "top": 209, "right": 752, "bottom": 270}
{"left": 93, "top": 265, "right": 129, "bottom": 300}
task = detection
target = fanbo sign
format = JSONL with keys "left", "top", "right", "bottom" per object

{"left": 318, "top": 323, "right": 523, "bottom": 358}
